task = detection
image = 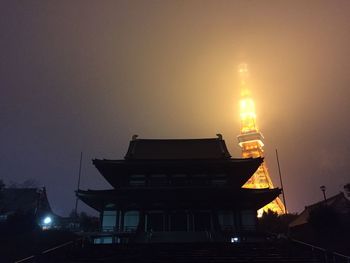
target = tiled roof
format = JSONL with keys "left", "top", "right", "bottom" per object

{"left": 125, "top": 136, "right": 231, "bottom": 160}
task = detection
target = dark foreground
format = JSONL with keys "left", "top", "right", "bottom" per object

{"left": 0, "top": 229, "right": 76, "bottom": 262}
{"left": 13, "top": 239, "right": 349, "bottom": 263}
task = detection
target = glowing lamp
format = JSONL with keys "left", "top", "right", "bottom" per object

{"left": 43, "top": 216, "right": 52, "bottom": 225}
{"left": 231, "top": 237, "right": 240, "bottom": 243}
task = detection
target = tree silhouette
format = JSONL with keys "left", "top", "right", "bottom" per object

{"left": 69, "top": 209, "right": 99, "bottom": 232}
{"left": 0, "top": 179, "right": 5, "bottom": 190}
{"left": 8, "top": 179, "right": 39, "bottom": 188}
{"left": 344, "top": 183, "right": 350, "bottom": 197}
{"left": 258, "top": 210, "right": 298, "bottom": 234}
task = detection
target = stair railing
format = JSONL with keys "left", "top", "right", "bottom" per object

{"left": 333, "top": 252, "right": 350, "bottom": 263}
{"left": 14, "top": 238, "right": 83, "bottom": 263}
{"left": 291, "top": 238, "right": 350, "bottom": 263}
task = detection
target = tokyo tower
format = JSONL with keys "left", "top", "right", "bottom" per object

{"left": 237, "top": 63, "right": 286, "bottom": 216}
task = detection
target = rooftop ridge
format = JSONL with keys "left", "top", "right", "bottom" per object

{"left": 125, "top": 135, "right": 232, "bottom": 160}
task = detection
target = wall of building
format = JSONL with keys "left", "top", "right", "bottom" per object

{"left": 100, "top": 207, "right": 256, "bottom": 234}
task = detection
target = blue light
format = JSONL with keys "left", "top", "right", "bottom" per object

{"left": 43, "top": 216, "right": 52, "bottom": 225}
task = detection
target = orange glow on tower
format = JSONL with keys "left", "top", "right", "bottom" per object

{"left": 237, "top": 63, "right": 286, "bottom": 216}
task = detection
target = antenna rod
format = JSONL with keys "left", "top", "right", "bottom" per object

{"left": 74, "top": 152, "right": 83, "bottom": 217}
{"left": 276, "top": 149, "right": 287, "bottom": 214}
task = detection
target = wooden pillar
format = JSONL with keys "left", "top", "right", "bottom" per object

{"left": 164, "top": 210, "right": 169, "bottom": 231}
{"left": 99, "top": 210, "right": 104, "bottom": 231}
{"left": 137, "top": 210, "right": 145, "bottom": 233}
{"left": 115, "top": 210, "right": 119, "bottom": 231}
{"left": 186, "top": 211, "right": 190, "bottom": 232}
{"left": 189, "top": 210, "right": 194, "bottom": 232}
{"left": 212, "top": 210, "right": 220, "bottom": 231}
{"left": 120, "top": 210, "right": 125, "bottom": 231}
{"left": 235, "top": 210, "right": 241, "bottom": 232}
{"left": 144, "top": 212, "right": 148, "bottom": 231}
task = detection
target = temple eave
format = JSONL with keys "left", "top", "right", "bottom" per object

{"left": 93, "top": 157, "right": 264, "bottom": 189}
{"left": 77, "top": 187, "right": 280, "bottom": 212}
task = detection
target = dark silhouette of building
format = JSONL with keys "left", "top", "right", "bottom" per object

{"left": 289, "top": 191, "right": 350, "bottom": 256}
{"left": 289, "top": 191, "right": 350, "bottom": 229}
{"left": 0, "top": 187, "right": 54, "bottom": 229}
{"left": 77, "top": 135, "right": 281, "bottom": 243}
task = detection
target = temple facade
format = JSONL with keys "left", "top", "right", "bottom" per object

{"left": 77, "top": 135, "right": 281, "bottom": 243}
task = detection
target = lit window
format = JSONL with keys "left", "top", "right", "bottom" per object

{"left": 124, "top": 211, "right": 139, "bottom": 231}
{"left": 102, "top": 210, "right": 117, "bottom": 232}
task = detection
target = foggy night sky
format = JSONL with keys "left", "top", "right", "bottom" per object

{"left": 1, "top": 1, "right": 350, "bottom": 216}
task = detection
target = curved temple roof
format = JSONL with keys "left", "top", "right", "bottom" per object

{"left": 125, "top": 136, "right": 231, "bottom": 160}
{"left": 93, "top": 157, "right": 264, "bottom": 189}
{"left": 77, "top": 187, "right": 281, "bottom": 212}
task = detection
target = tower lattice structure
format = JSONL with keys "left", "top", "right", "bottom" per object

{"left": 237, "top": 63, "right": 286, "bottom": 216}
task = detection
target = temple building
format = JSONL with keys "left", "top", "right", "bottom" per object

{"left": 237, "top": 64, "right": 286, "bottom": 216}
{"left": 77, "top": 135, "right": 281, "bottom": 243}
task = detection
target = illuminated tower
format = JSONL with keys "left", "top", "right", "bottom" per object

{"left": 237, "top": 63, "right": 286, "bottom": 216}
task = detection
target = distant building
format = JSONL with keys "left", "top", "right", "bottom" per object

{"left": 289, "top": 191, "right": 350, "bottom": 254}
{"left": 77, "top": 135, "right": 281, "bottom": 243}
{"left": 289, "top": 192, "right": 350, "bottom": 229}
{"left": 0, "top": 187, "right": 55, "bottom": 229}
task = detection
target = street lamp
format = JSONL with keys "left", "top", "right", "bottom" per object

{"left": 320, "top": 185, "right": 327, "bottom": 202}
{"left": 41, "top": 215, "right": 53, "bottom": 230}
{"left": 43, "top": 216, "right": 52, "bottom": 225}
